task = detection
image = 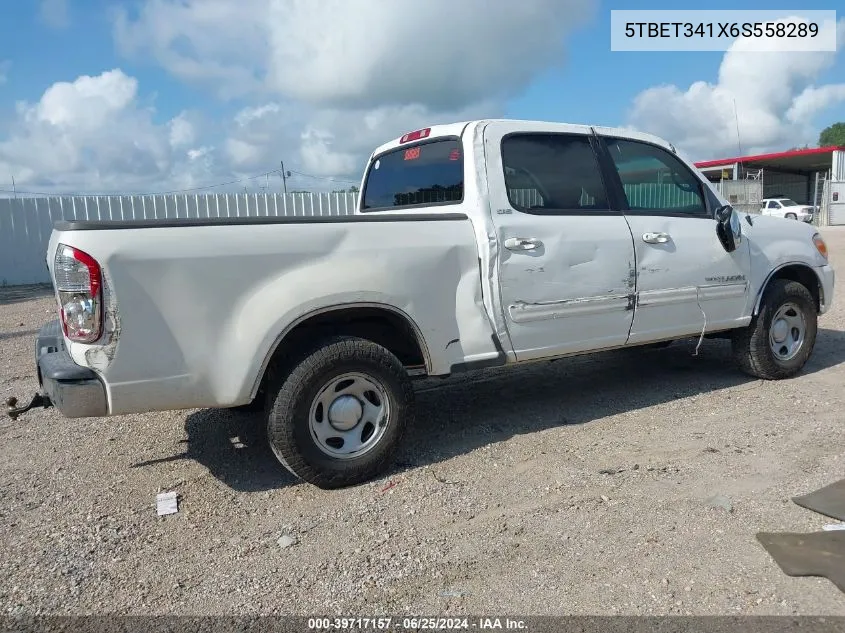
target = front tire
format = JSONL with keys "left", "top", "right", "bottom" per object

{"left": 266, "top": 336, "right": 414, "bottom": 489}
{"left": 785, "top": 213, "right": 797, "bottom": 220}
{"left": 732, "top": 279, "right": 817, "bottom": 379}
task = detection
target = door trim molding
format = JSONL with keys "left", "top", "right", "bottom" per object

{"left": 508, "top": 294, "right": 632, "bottom": 324}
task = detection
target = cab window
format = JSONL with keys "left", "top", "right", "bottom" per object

{"left": 604, "top": 138, "right": 707, "bottom": 216}
{"left": 500, "top": 134, "right": 610, "bottom": 215}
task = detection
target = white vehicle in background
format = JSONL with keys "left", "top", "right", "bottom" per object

{"left": 760, "top": 197, "right": 815, "bottom": 223}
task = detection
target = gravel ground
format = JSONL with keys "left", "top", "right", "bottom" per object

{"left": 2, "top": 228, "right": 845, "bottom": 617}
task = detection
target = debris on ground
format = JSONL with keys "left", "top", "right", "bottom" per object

{"left": 439, "top": 588, "right": 470, "bottom": 598}
{"left": 599, "top": 467, "right": 624, "bottom": 475}
{"left": 431, "top": 470, "right": 460, "bottom": 485}
{"left": 381, "top": 480, "right": 399, "bottom": 493}
{"left": 706, "top": 495, "right": 734, "bottom": 513}
{"left": 277, "top": 534, "right": 297, "bottom": 549}
{"left": 155, "top": 491, "right": 179, "bottom": 516}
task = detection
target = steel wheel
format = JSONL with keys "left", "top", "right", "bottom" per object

{"left": 732, "top": 279, "right": 817, "bottom": 380}
{"left": 308, "top": 372, "right": 390, "bottom": 459}
{"left": 768, "top": 302, "right": 806, "bottom": 362}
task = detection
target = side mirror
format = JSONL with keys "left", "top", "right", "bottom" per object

{"left": 715, "top": 204, "right": 742, "bottom": 253}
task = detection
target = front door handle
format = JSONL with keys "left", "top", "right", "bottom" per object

{"left": 504, "top": 237, "right": 543, "bottom": 251}
{"left": 642, "top": 232, "right": 671, "bottom": 244}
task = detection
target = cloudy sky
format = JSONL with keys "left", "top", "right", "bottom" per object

{"left": 0, "top": 0, "right": 844, "bottom": 195}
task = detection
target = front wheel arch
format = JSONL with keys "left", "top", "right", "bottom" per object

{"left": 753, "top": 264, "right": 821, "bottom": 316}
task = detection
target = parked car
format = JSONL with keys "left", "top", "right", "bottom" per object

{"left": 7, "top": 119, "right": 836, "bottom": 489}
{"left": 760, "top": 197, "right": 815, "bottom": 222}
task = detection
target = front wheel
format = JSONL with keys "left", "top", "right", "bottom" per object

{"left": 785, "top": 213, "right": 798, "bottom": 220}
{"left": 266, "top": 336, "right": 414, "bottom": 489}
{"left": 731, "top": 279, "right": 817, "bottom": 379}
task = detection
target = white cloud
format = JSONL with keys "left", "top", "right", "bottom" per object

{"left": 40, "top": 0, "right": 70, "bottom": 29}
{"left": 168, "top": 111, "right": 198, "bottom": 148}
{"left": 627, "top": 17, "right": 845, "bottom": 160}
{"left": 114, "top": 0, "right": 595, "bottom": 109}
{"left": 112, "top": 0, "right": 268, "bottom": 100}
{"left": 0, "top": 69, "right": 220, "bottom": 193}
{"left": 3, "top": 0, "right": 599, "bottom": 193}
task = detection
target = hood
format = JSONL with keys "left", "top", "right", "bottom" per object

{"left": 741, "top": 212, "right": 818, "bottom": 239}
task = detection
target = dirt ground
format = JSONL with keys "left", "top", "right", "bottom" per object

{"left": 2, "top": 228, "right": 845, "bottom": 617}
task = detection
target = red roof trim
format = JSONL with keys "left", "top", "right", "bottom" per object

{"left": 694, "top": 146, "right": 845, "bottom": 169}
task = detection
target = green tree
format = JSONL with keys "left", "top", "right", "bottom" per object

{"left": 819, "top": 122, "right": 845, "bottom": 147}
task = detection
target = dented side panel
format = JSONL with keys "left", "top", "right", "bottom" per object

{"left": 623, "top": 215, "right": 753, "bottom": 344}
{"left": 48, "top": 217, "right": 499, "bottom": 415}
{"left": 480, "top": 121, "right": 638, "bottom": 362}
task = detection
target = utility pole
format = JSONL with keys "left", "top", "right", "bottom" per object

{"left": 280, "top": 160, "right": 288, "bottom": 194}
{"left": 733, "top": 98, "right": 743, "bottom": 157}
{"left": 11, "top": 175, "right": 16, "bottom": 199}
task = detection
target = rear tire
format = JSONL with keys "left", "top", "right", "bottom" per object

{"left": 731, "top": 279, "right": 817, "bottom": 380}
{"left": 266, "top": 336, "right": 414, "bottom": 489}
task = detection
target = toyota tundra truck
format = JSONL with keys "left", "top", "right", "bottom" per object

{"left": 7, "top": 119, "right": 835, "bottom": 489}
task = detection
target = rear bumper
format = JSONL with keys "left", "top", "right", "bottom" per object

{"left": 36, "top": 320, "right": 108, "bottom": 418}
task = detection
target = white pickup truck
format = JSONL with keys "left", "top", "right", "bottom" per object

{"left": 8, "top": 119, "right": 835, "bottom": 489}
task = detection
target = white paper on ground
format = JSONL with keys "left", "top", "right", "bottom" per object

{"left": 156, "top": 491, "right": 179, "bottom": 516}
{"left": 822, "top": 523, "right": 845, "bottom": 531}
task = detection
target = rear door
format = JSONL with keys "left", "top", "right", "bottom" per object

{"left": 482, "top": 121, "right": 637, "bottom": 361}
{"left": 596, "top": 134, "right": 752, "bottom": 344}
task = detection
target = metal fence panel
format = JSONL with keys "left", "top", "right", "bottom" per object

{"left": 0, "top": 192, "right": 360, "bottom": 286}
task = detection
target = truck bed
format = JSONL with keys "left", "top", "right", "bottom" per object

{"left": 46, "top": 212, "right": 502, "bottom": 415}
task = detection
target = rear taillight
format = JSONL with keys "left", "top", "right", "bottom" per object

{"left": 53, "top": 244, "right": 103, "bottom": 343}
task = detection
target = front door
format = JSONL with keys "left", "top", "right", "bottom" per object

{"left": 483, "top": 121, "right": 637, "bottom": 361}
{"left": 598, "top": 135, "right": 752, "bottom": 344}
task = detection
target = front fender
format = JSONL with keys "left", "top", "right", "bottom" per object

{"left": 744, "top": 215, "right": 830, "bottom": 315}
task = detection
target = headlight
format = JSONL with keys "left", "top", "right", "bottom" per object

{"left": 813, "top": 233, "right": 828, "bottom": 260}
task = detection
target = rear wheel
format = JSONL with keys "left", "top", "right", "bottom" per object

{"left": 266, "top": 336, "right": 414, "bottom": 489}
{"left": 732, "top": 279, "right": 817, "bottom": 379}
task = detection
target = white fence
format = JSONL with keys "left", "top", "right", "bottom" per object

{"left": 0, "top": 192, "right": 359, "bottom": 286}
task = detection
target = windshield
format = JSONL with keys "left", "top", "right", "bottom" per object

{"left": 780, "top": 199, "right": 798, "bottom": 206}
{"left": 361, "top": 139, "right": 464, "bottom": 211}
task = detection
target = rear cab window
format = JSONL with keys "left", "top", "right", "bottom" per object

{"left": 361, "top": 138, "right": 464, "bottom": 211}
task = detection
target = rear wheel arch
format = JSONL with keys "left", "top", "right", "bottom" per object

{"left": 249, "top": 303, "right": 430, "bottom": 405}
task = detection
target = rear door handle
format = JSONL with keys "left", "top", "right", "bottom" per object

{"left": 504, "top": 237, "right": 543, "bottom": 251}
{"left": 642, "top": 232, "right": 671, "bottom": 244}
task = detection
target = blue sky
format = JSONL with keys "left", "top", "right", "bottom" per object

{"left": 0, "top": 0, "right": 843, "bottom": 194}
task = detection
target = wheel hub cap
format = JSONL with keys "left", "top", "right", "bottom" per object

{"left": 328, "top": 395, "right": 363, "bottom": 431}
{"left": 771, "top": 319, "right": 789, "bottom": 343}
{"left": 308, "top": 372, "right": 391, "bottom": 459}
{"left": 768, "top": 302, "right": 806, "bottom": 362}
